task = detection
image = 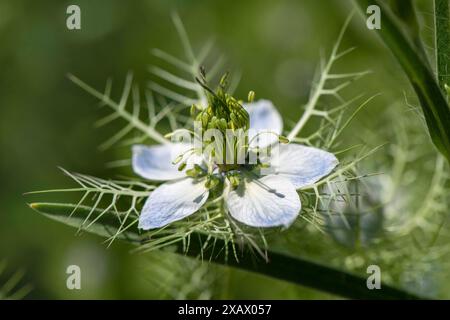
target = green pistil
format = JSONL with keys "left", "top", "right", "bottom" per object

{"left": 194, "top": 73, "right": 250, "bottom": 133}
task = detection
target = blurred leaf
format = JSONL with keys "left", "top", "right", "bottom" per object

{"left": 389, "top": 0, "right": 430, "bottom": 65}
{"left": 434, "top": 0, "right": 450, "bottom": 92}
{"left": 355, "top": 0, "right": 450, "bottom": 164}
{"left": 0, "top": 261, "right": 32, "bottom": 300}
{"left": 322, "top": 180, "right": 384, "bottom": 248}
{"left": 30, "top": 202, "right": 423, "bottom": 299}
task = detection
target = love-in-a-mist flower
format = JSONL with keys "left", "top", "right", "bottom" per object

{"left": 132, "top": 74, "right": 338, "bottom": 229}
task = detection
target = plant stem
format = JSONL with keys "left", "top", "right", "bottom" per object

{"left": 181, "top": 232, "right": 421, "bottom": 299}
{"left": 30, "top": 202, "right": 424, "bottom": 299}
{"left": 435, "top": 0, "right": 450, "bottom": 92}
{"left": 355, "top": 0, "right": 450, "bottom": 164}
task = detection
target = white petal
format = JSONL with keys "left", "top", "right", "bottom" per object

{"left": 132, "top": 143, "right": 201, "bottom": 181}
{"left": 138, "top": 178, "right": 209, "bottom": 230}
{"left": 225, "top": 175, "right": 301, "bottom": 227}
{"left": 244, "top": 99, "right": 283, "bottom": 148}
{"left": 271, "top": 144, "right": 338, "bottom": 189}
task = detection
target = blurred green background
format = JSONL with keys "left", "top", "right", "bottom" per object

{"left": 1, "top": 0, "right": 447, "bottom": 299}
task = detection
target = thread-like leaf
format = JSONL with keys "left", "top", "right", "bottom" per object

{"left": 29, "top": 203, "right": 141, "bottom": 243}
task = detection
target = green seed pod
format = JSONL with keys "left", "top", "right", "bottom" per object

{"left": 192, "top": 72, "right": 251, "bottom": 143}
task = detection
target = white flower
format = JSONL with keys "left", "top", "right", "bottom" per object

{"left": 133, "top": 100, "right": 338, "bottom": 230}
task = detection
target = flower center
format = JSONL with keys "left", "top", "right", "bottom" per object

{"left": 191, "top": 72, "right": 254, "bottom": 172}
{"left": 193, "top": 72, "right": 250, "bottom": 132}
{"left": 166, "top": 70, "right": 289, "bottom": 191}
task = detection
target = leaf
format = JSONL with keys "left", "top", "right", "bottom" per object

{"left": 287, "top": 13, "right": 371, "bottom": 143}
{"left": 30, "top": 202, "right": 423, "bottom": 299}
{"left": 355, "top": 0, "right": 450, "bottom": 164}
{"left": 389, "top": 0, "right": 430, "bottom": 65}
{"left": 29, "top": 203, "right": 142, "bottom": 243}
{"left": 0, "top": 261, "right": 32, "bottom": 300}
{"left": 435, "top": 0, "right": 450, "bottom": 92}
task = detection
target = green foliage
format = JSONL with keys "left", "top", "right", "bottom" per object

{"left": 25, "top": 11, "right": 428, "bottom": 299}
{"left": 0, "top": 261, "right": 32, "bottom": 300}
{"left": 355, "top": 0, "right": 450, "bottom": 164}
{"left": 435, "top": 0, "right": 450, "bottom": 92}
{"left": 19, "top": 2, "right": 450, "bottom": 299}
{"left": 30, "top": 202, "right": 422, "bottom": 299}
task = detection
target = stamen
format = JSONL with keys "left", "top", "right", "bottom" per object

{"left": 171, "top": 147, "right": 199, "bottom": 168}
{"left": 248, "top": 90, "right": 255, "bottom": 103}
{"left": 172, "top": 154, "right": 184, "bottom": 165}
{"left": 248, "top": 131, "right": 290, "bottom": 147}
{"left": 164, "top": 128, "right": 195, "bottom": 139}
{"left": 177, "top": 162, "right": 187, "bottom": 171}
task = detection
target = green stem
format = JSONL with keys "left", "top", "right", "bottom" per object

{"left": 29, "top": 202, "right": 424, "bottom": 299}
{"left": 355, "top": 0, "right": 450, "bottom": 164}
{"left": 435, "top": 0, "right": 450, "bottom": 92}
